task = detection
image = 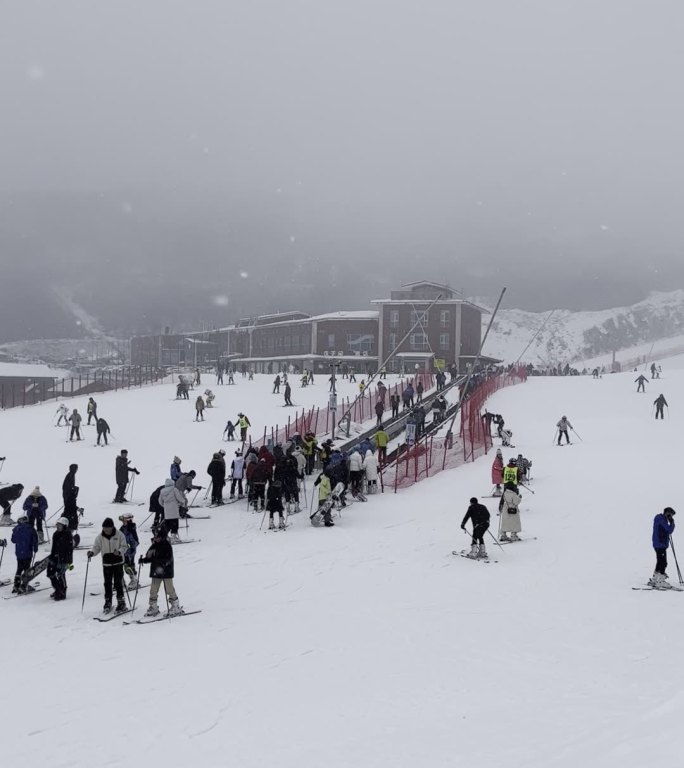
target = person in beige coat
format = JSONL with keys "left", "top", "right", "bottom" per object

{"left": 88, "top": 517, "right": 130, "bottom": 613}
{"left": 498, "top": 482, "right": 522, "bottom": 542}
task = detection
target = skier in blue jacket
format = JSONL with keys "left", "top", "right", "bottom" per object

{"left": 11, "top": 515, "right": 39, "bottom": 593}
{"left": 650, "top": 507, "right": 676, "bottom": 589}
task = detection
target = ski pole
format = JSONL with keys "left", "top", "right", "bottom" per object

{"left": 189, "top": 488, "right": 200, "bottom": 508}
{"left": 0, "top": 539, "right": 6, "bottom": 574}
{"left": 163, "top": 580, "right": 170, "bottom": 615}
{"left": 123, "top": 574, "right": 132, "bottom": 608}
{"left": 259, "top": 507, "right": 268, "bottom": 530}
{"left": 571, "top": 427, "right": 583, "bottom": 442}
{"left": 670, "top": 535, "right": 684, "bottom": 585}
{"left": 129, "top": 474, "right": 136, "bottom": 502}
{"left": 203, "top": 481, "right": 212, "bottom": 501}
{"left": 81, "top": 556, "right": 90, "bottom": 613}
{"left": 552, "top": 429, "right": 558, "bottom": 445}
{"left": 0, "top": 457, "right": 4, "bottom": 476}
{"left": 519, "top": 481, "right": 536, "bottom": 495}
{"left": 132, "top": 561, "right": 143, "bottom": 611}
{"left": 139, "top": 511, "right": 154, "bottom": 529}
{"left": 47, "top": 505, "right": 64, "bottom": 522}
{"left": 486, "top": 526, "right": 506, "bottom": 552}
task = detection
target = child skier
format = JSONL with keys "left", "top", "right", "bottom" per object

{"left": 224, "top": 420, "right": 236, "bottom": 441}
{"left": 47, "top": 517, "right": 74, "bottom": 601}
{"left": 139, "top": 525, "right": 182, "bottom": 617}
{"left": 119, "top": 512, "right": 139, "bottom": 589}
{"left": 22, "top": 486, "right": 48, "bottom": 544}
{"left": 55, "top": 403, "right": 69, "bottom": 426}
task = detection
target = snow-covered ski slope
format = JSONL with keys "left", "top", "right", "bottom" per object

{"left": 1, "top": 366, "right": 684, "bottom": 768}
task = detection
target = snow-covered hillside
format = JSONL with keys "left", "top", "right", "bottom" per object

{"left": 2, "top": 366, "right": 684, "bottom": 767}
{"left": 484, "top": 289, "right": 684, "bottom": 365}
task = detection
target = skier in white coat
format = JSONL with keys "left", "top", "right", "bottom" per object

{"left": 498, "top": 482, "right": 522, "bottom": 541}
{"left": 159, "top": 479, "right": 186, "bottom": 543}
{"left": 363, "top": 450, "right": 379, "bottom": 493}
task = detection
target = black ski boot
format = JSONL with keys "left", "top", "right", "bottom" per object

{"left": 103, "top": 600, "right": 112, "bottom": 614}
{"left": 115, "top": 599, "right": 127, "bottom": 613}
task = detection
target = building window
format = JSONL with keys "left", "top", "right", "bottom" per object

{"left": 284, "top": 336, "right": 291, "bottom": 348}
{"left": 410, "top": 310, "right": 429, "bottom": 326}
{"left": 440, "top": 310, "right": 450, "bottom": 328}
{"left": 410, "top": 332, "right": 429, "bottom": 351}
{"left": 347, "top": 333, "right": 374, "bottom": 353}
{"left": 327, "top": 333, "right": 335, "bottom": 350}
{"left": 439, "top": 333, "right": 450, "bottom": 350}
{"left": 389, "top": 310, "right": 399, "bottom": 327}
{"left": 388, "top": 333, "right": 397, "bottom": 351}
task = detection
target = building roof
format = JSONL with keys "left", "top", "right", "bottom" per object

{"left": 400, "top": 280, "right": 460, "bottom": 294}
{"left": 370, "top": 298, "right": 490, "bottom": 313}
{"left": 0, "top": 362, "right": 70, "bottom": 379}
{"left": 310, "top": 311, "right": 379, "bottom": 321}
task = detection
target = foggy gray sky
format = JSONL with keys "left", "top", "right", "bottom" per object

{"left": 2, "top": 0, "right": 684, "bottom": 338}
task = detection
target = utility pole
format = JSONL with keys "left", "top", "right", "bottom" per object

{"left": 329, "top": 360, "right": 340, "bottom": 440}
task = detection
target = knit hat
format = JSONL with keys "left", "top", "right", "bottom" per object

{"left": 102, "top": 517, "right": 115, "bottom": 528}
{"left": 57, "top": 517, "right": 69, "bottom": 527}
{"left": 30, "top": 486, "right": 41, "bottom": 497}
{"left": 69, "top": 463, "right": 78, "bottom": 472}
{"left": 119, "top": 512, "right": 134, "bottom": 521}
{"left": 218, "top": 450, "right": 226, "bottom": 456}
{"left": 173, "top": 456, "right": 181, "bottom": 464}
{"left": 470, "top": 497, "right": 478, "bottom": 504}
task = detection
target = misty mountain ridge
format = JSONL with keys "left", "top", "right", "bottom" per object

{"left": 485, "top": 290, "right": 684, "bottom": 365}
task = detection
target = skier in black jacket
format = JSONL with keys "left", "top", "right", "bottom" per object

{"left": 207, "top": 453, "right": 226, "bottom": 505}
{"left": 114, "top": 450, "right": 139, "bottom": 503}
{"left": 654, "top": 394, "right": 668, "bottom": 420}
{"left": 461, "top": 497, "right": 491, "bottom": 559}
{"left": 149, "top": 485, "right": 165, "bottom": 528}
{"left": 62, "top": 464, "right": 80, "bottom": 534}
{"left": 48, "top": 517, "right": 74, "bottom": 600}
{"left": 139, "top": 525, "right": 181, "bottom": 617}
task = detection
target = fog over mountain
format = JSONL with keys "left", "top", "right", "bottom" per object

{"left": 2, "top": 1, "right": 684, "bottom": 341}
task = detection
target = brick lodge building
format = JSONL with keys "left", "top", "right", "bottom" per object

{"left": 130, "top": 281, "right": 488, "bottom": 375}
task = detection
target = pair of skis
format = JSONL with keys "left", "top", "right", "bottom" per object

{"left": 124, "top": 610, "right": 202, "bottom": 625}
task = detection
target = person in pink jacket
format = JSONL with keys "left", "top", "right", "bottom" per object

{"left": 491, "top": 449, "right": 504, "bottom": 496}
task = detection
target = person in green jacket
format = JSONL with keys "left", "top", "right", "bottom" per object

{"left": 373, "top": 428, "right": 389, "bottom": 465}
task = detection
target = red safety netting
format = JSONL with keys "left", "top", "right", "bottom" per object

{"left": 380, "top": 367, "right": 527, "bottom": 492}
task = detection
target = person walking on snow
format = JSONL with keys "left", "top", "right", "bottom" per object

{"left": 390, "top": 392, "right": 400, "bottom": 419}
{"left": 273, "top": 374, "right": 281, "bottom": 394}
{"left": 87, "top": 397, "right": 98, "bottom": 425}
{"left": 195, "top": 396, "right": 205, "bottom": 421}
{"left": 10, "top": 515, "right": 38, "bottom": 593}
{"left": 363, "top": 449, "right": 379, "bottom": 493}
{"left": 230, "top": 452, "right": 245, "bottom": 499}
{"left": 88, "top": 517, "right": 130, "bottom": 614}
{"left": 649, "top": 507, "right": 676, "bottom": 589}
{"left": 114, "top": 450, "right": 140, "bottom": 503}
{"left": 556, "top": 415, "right": 573, "bottom": 445}
{"left": 68, "top": 408, "right": 82, "bottom": 441}
{"left": 498, "top": 482, "right": 523, "bottom": 541}
{"left": 284, "top": 382, "right": 293, "bottom": 406}
{"left": 635, "top": 374, "right": 648, "bottom": 393}
{"left": 654, "top": 394, "right": 668, "bottom": 420}
{"left": 223, "top": 420, "right": 236, "bottom": 441}
{"left": 461, "top": 497, "right": 491, "bottom": 558}
{"left": 266, "top": 479, "right": 286, "bottom": 529}
{"left": 375, "top": 400, "right": 384, "bottom": 426}
{"left": 491, "top": 449, "right": 504, "bottom": 496}
{"left": 62, "top": 464, "right": 80, "bottom": 534}
{"left": 139, "top": 524, "right": 182, "bottom": 617}
{"left": 22, "top": 486, "right": 48, "bottom": 544}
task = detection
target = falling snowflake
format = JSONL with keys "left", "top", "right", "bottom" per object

{"left": 213, "top": 295, "right": 229, "bottom": 307}
{"left": 240, "top": 271, "right": 248, "bottom": 279}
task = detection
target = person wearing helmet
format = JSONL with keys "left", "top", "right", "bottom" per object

{"left": 88, "top": 517, "right": 130, "bottom": 614}
{"left": 556, "top": 415, "right": 573, "bottom": 445}
{"left": 47, "top": 517, "right": 74, "bottom": 601}
{"left": 10, "top": 514, "right": 39, "bottom": 593}
{"left": 119, "top": 512, "right": 139, "bottom": 589}
{"left": 139, "top": 525, "right": 182, "bottom": 617}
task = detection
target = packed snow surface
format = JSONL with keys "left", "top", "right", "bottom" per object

{"left": 1, "top": 365, "right": 683, "bottom": 767}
